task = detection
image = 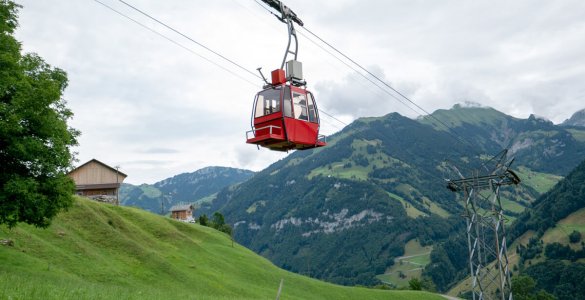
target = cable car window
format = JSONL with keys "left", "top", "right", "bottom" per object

{"left": 307, "top": 92, "right": 317, "bottom": 123}
{"left": 255, "top": 88, "right": 281, "bottom": 118}
{"left": 283, "top": 86, "right": 292, "bottom": 117}
{"left": 292, "top": 92, "right": 308, "bottom": 121}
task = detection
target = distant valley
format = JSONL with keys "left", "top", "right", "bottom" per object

{"left": 204, "top": 104, "right": 585, "bottom": 286}
{"left": 119, "top": 166, "right": 254, "bottom": 214}
{"left": 120, "top": 104, "right": 585, "bottom": 291}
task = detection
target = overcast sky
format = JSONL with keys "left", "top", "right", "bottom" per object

{"left": 14, "top": 0, "right": 585, "bottom": 184}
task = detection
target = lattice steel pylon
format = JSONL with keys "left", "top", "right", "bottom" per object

{"left": 445, "top": 149, "right": 520, "bottom": 300}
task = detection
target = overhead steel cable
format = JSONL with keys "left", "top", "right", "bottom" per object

{"left": 319, "top": 110, "right": 348, "bottom": 127}
{"left": 298, "top": 25, "right": 481, "bottom": 156}
{"left": 95, "top": 0, "right": 348, "bottom": 129}
{"left": 98, "top": 0, "right": 470, "bottom": 181}
{"left": 296, "top": 30, "right": 424, "bottom": 118}
{"left": 249, "top": 0, "right": 420, "bottom": 119}
{"left": 244, "top": 0, "right": 483, "bottom": 167}
{"left": 93, "top": 0, "right": 259, "bottom": 86}
{"left": 117, "top": 0, "right": 262, "bottom": 81}
{"left": 250, "top": 0, "right": 481, "bottom": 159}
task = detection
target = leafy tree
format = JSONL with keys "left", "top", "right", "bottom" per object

{"left": 211, "top": 212, "right": 232, "bottom": 235}
{"left": 0, "top": 0, "right": 79, "bottom": 228}
{"left": 512, "top": 275, "right": 537, "bottom": 300}
{"left": 535, "top": 290, "right": 556, "bottom": 300}
{"left": 569, "top": 230, "right": 581, "bottom": 243}
{"left": 217, "top": 223, "right": 232, "bottom": 236}
{"left": 198, "top": 214, "right": 208, "bottom": 226}
{"left": 511, "top": 275, "right": 556, "bottom": 300}
{"left": 524, "top": 260, "right": 584, "bottom": 300}
{"left": 212, "top": 211, "right": 225, "bottom": 227}
{"left": 408, "top": 278, "right": 422, "bottom": 290}
{"left": 420, "top": 277, "right": 437, "bottom": 292}
{"left": 197, "top": 212, "right": 232, "bottom": 235}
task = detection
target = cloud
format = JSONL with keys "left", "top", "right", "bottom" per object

{"left": 14, "top": 0, "right": 585, "bottom": 183}
{"left": 138, "top": 148, "right": 180, "bottom": 154}
{"left": 315, "top": 67, "right": 397, "bottom": 118}
{"left": 120, "top": 159, "right": 173, "bottom": 166}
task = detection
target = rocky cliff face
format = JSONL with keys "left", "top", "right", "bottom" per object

{"left": 562, "top": 108, "right": 585, "bottom": 127}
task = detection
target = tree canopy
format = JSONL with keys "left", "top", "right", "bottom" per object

{"left": 1, "top": 0, "right": 79, "bottom": 228}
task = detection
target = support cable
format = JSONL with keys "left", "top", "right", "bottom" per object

{"left": 117, "top": 0, "right": 262, "bottom": 80}
{"left": 93, "top": 0, "right": 259, "bottom": 86}
{"left": 249, "top": 0, "right": 485, "bottom": 172}
{"left": 300, "top": 25, "right": 480, "bottom": 156}
{"left": 95, "top": 0, "right": 347, "bottom": 129}
{"left": 296, "top": 30, "right": 424, "bottom": 118}
{"left": 98, "top": 0, "right": 481, "bottom": 154}
{"left": 251, "top": 0, "right": 483, "bottom": 160}
{"left": 319, "top": 110, "right": 348, "bottom": 127}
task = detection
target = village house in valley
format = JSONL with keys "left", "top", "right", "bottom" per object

{"left": 67, "top": 159, "right": 127, "bottom": 205}
{"left": 170, "top": 204, "right": 195, "bottom": 222}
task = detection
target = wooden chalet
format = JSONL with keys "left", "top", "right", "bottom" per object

{"left": 170, "top": 204, "right": 194, "bottom": 222}
{"left": 67, "top": 159, "right": 127, "bottom": 204}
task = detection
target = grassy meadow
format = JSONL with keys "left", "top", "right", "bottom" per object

{"left": 376, "top": 239, "right": 433, "bottom": 288}
{"left": 0, "top": 197, "right": 443, "bottom": 300}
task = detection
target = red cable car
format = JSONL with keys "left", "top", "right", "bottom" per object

{"left": 246, "top": 0, "right": 326, "bottom": 151}
{"left": 246, "top": 69, "right": 326, "bottom": 151}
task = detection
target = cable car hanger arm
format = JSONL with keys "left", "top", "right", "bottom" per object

{"left": 258, "top": 0, "right": 305, "bottom": 84}
{"left": 260, "top": 0, "right": 304, "bottom": 26}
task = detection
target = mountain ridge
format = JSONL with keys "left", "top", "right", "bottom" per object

{"left": 201, "top": 105, "right": 585, "bottom": 286}
{"left": 120, "top": 166, "right": 254, "bottom": 214}
{"left": 561, "top": 108, "right": 585, "bottom": 127}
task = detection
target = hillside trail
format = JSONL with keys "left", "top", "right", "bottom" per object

{"left": 395, "top": 252, "right": 431, "bottom": 260}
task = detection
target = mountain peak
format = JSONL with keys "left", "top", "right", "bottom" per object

{"left": 155, "top": 166, "right": 254, "bottom": 187}
{"left": 452, "top": 101, "right": 485, "bottom": 109}
{"left": 419, "top": 103, "right": 510, "bottom": 129}
{"left": 527, "top": 114, "right": 554, "bottom": 127}
{"left": 120, "top": 166, "right": 254, "bottom": 214}
{"left": 561, "top": 108, "right": 585, "bottom": 127}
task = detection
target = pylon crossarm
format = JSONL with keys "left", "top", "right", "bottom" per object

{"left": 445, "top": 150, "right": 519, "bottom": 300}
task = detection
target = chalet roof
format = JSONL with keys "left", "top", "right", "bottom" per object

{"left": 170, "top": 204, "right": 193, "bottom": 212}
{"left": 69, "top": 159, "right": 128, "bottom": 178}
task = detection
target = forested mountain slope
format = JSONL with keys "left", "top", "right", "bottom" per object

{"left": 120, "top": 166, "right": 254, "bottom": 214}
{"left": 431, "top": 158, "right": 585, "bottom": 299}
{"left": 508, "top": 158, "right": 585, "bottom": 300}
{"left": 202, "top": 105, "right": 585, "bottom": 286}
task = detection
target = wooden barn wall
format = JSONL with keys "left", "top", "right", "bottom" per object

{"left": 69, "top": 161, "right": 124, "bottom": 185}
{"left": 78, "top": 189, "right": 117, "bottom": 196}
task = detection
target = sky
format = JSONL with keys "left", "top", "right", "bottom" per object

{"left": 13, "top": 0, "right": 585, "bottom": 184}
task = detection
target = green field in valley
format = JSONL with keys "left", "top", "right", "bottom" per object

{"left": 376, "top": 239, "right": 433, "bottom": 288}
{"left": 0, "top": 197, "right": 444, "bottom": 300}
{"left": 514, "top": 166, "right": 562, "bottom": 195}
{"left": 541, "top": 207, "right": 585, "bottom": 249}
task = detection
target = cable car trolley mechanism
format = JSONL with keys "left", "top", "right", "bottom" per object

{"left": 246, "top": 0, "right": 326, "bottom": 151}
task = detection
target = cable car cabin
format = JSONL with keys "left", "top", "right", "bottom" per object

{"left": 246, "top": 83, "right": 326, "bottom": 151}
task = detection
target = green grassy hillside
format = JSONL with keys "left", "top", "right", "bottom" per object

{"left": 0, "top": 197, "right": 442, "bottom": 300}
{"left": 377, "top": 239, "right": 433, "bottom": 288}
